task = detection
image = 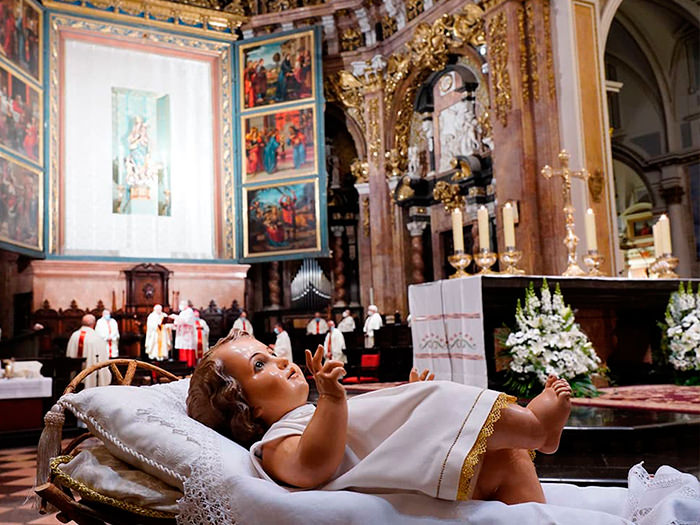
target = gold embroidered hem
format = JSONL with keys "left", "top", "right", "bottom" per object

{"left": 50, "top": 455, "right": 177, "bottom": 519}
{"left": 456, "top": 392, "right": 516, "bottom": 500}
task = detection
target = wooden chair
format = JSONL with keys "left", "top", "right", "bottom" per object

{"left": 34, "top": 359, "right": 180, "bottom": 525}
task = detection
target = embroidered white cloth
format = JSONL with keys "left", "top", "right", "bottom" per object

{"left": 249, "top": 381, "right": 504, "bottom": 500}
{"left": 0, "top": 376, "right": 51, "bottom": 399}
{"left": 409, "top": 276, "right": 488, "bottom": 387}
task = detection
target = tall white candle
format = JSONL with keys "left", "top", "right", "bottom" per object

{"left": 652, "top": 222, "right": 661, "bottom": 258}
{"left": 503, "top": 203, "right": 516, "bottom": 248}
{"left": 585, "top": 208, "right": 598, "bottom": 251}
{"left": 478, "top": 205, "right": 490, "bottom": 251}
{"left": 452, "top": 208, "right": 465, "bottom": 253}
{"left": 658, "top": 214, "right": 672, "bottom": 254}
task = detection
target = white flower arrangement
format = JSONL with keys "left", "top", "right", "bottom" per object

{"left": 503, "top": 280, "right": 602, "bottom": 398}
{"left": 660, "top": 283, "right": 700, "bottom": 380}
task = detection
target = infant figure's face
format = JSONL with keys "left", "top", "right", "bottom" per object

{"left": 215, "top": 335, "right": 309, "bottom": 425}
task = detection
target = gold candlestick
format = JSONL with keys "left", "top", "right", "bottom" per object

{"left": 448, "top": 251, "right": 472, "bottom": 279}
{"left": 656, "top": 253, "right": 679, "bottom": 279}
{"left": 499, "top": 247, "right": 525, "bottom": 274}
{"left": 541, "top": 150, "right": 589, "bottom": 276}
{"left": 474, "top": 248, "right": 497, "bottom": 274}
{"left": 583, "top": 250, "right": 605, "bottom": 276}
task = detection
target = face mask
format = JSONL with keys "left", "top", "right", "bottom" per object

{"left": 273, "top": 327, "right": 280, "bottom": 334}
{"left": 103, "top": 313, "right": 110, "bottom": 320}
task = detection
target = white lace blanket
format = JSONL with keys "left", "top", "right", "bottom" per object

{"left": 148, "top": 380, "right": 700, "bottom": 524}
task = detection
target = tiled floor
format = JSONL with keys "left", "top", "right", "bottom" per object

{"left": 0, "top": 443, "right": 64, "bottom": 525}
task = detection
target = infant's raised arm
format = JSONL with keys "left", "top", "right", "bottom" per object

{"left": 261, "top": 346, "right": 348, "bottom": 488}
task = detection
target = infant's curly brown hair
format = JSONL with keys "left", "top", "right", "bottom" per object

{"left": 186, "top": 328, "right": 266, "bottom": 448}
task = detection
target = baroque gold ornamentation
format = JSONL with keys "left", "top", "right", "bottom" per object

{"left": 517, "top": 5, "right": 529, "bottom": 103}
{"left": 48, "top": 14, "right": 235, "bottom": 257}
{"left": 588, "top": 169, "right": 605, "bottom": 203}
{"left": 544, "top": 0, "right": 556, "bottom": 100}
{"left": 43, "top": 0, "right": 245, "bottom": 36}
{"left": 487, "top": 11, "right": 512, "bottom": 127}
{"left": 340, "top": 27, "right": 362, "bottom": 52}
{"left": 433, "top": 181, "right": 465, "bottom": 212}
{"left": 367, "top": 98, "right": 380, "bottom": 162}
{"left": 325, "top": 70, "right": 366, "bottom": 133}
{"left": 385, "top": 148, "right": 401, "bottom": 179}
{"left": 362, "top": 197, "right": 370, "bottom": 237}
{"left": 525, "top": 1, "right": 539, "bottom": 101}
{"left": 451, "top": 158, "right": 472, "bottom": 181}
{"left": 351, "top": 159, "right": 369, "bottom": 184}
{"left": 392, "top": 87, "right": 417, "bottom": 174}
{"left": 381, "top": 15, "right": 398, "bottom": 39}
{"left": 405, "top": 0, "right": 424, "bottom": 21}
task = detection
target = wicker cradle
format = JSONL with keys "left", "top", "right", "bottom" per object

{"left": 34, "top": 359, "right": 181, "bottom": 525}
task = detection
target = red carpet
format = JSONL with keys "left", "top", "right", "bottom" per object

{"left": 572, "top": 384, "right": 700, "bottom": 414}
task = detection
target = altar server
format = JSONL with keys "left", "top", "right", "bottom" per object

{"left": 145, "top": 304, "right": 171, "bottom": 361}
{"left": 67, "top": 314, "right": 111, "bottom": 388}
{"left": 323, "top": 320, "right": 347, "bottom": 364}
{"left": 272, "top": 322, "right": 292, "bottom": 362}
{"left": 306, "top": 311, "right": 329, "bottom": 335}
{"left": 95, "top": 309, "right": 119, "bottom": 358}
{"left": 172, "top": 300, "right": 197, "bottom": 367}
{"left": 233, "top": 310, "right": 254, "bottom": 336}
{"left": 363, "top": 305, "right": 383, "bottom": 348}
{"left": 337, "top": 309, "right": 356, "bottom": 332}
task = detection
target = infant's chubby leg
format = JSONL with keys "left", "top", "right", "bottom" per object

{"left": 472, "top": 449, "right": 545, "bottom": 504}
{"left": 487, "top": 376, "right": 571, "bottom": 454}
{"left": 525, "top": 376, "right": 572, "bottom": 454}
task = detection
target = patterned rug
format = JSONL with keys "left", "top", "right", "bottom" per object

{"left": 572, "top": 384, "right": 700, "bottom": 414}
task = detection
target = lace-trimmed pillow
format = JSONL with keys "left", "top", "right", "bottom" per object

{"left": 58, "top": 378, "right": 258, "bottom": 489}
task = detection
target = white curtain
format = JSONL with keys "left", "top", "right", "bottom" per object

{"left": 63, "top": 39, "right": 215, "bottom": 259}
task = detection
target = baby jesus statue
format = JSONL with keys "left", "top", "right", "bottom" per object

{"left": 187, "top": 329, "right": 572, "bottom": 504}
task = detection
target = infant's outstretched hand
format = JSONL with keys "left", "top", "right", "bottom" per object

{"left": 409, "top": 367, "right": 435, "bottom": 383}
{"left": 305, "top": 345, "right": 346, "bottom": 402}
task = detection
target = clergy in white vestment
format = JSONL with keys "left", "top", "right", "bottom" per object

{"left": 194, "top": 311, "right": 210, "bottom": 361}
{"left": 323, "top": 320, "right": 347, "bottom": 363}
{"left": 306, "top": 311, "right": 329, "bottom": 335}
{"left": 232, "top": 310, "right": 254, "bottom": 336}
{"left": 172, "top": 301, "right": 197, "bottom": 367}
{"left": 363, "top": 305, "right": 383, "bottom": 348}
{"left": 67, "top": 314, "right": 111, "bottom": 388}
{"left": 95, "top": 309, "right": 120, "bottom": 358}
{"left": 337, "top": 309, "right": 356, "bottom": 332}
{"left": 272, "top": 322, "right": 292, "bottom": 362}
{"left": 145, "top": 304, "right": 172, "bottom": 361}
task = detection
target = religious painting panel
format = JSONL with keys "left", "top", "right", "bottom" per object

{"left": 0, "top": 151, "right": 42, "bottom": 252}
{"left": 49, "top": 15, "right": 235, "bottom": 259}
{"left": 0, "top": 61, "right": 42, "bottom": 164}
{"left": 0, "top": 0, "right": 42, "bottom": 82}
{"left": 239, "top": 30, "right": 315, "bottom": 112}
{"left": 625, "top": 212, "right": 654, "bottom": 241}
{"left": 111, "top": 88, "right": 172, "bottom": 217}
{"left": 243, "top": 179, "right": 320, "bottom": 258}
{"left": 242, "top": 105, "right": 317, "bottom": 183}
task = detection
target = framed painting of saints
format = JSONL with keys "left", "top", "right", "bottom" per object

{"left": 243, "top": 179, "right": 320, "bottom": 258}
{"left": 242, "top": 105, "right": 316, "bottom": 183}
{"left": 0, "top": 151, "right": 42, "bottom": 252}
{"left": 0, "top": 62, "right": 42, "bottom": 164}
{"left": 238, "top": 29, "right": 315, "bottom": 111}
{"left": 0, "top": 0, "right": 42, "bottom": 82}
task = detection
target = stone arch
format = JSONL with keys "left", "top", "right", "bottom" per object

{"left": 325, "top": 102, "right": 367, "bottom": 161}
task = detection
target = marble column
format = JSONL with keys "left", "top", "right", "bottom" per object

{"left": 331, "top": 225, "right": 347, "bottom": 307}
{"left": 406, "top": 221, "right": 428, "bottom": 284}
{"left": 661, "top": 181, "right": 693, "bottom": 277}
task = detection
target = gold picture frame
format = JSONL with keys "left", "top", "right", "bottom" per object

{"left": 238, "top": 29, "right": 315, "bottom": 113}
{"left": 0, "top": 61, "right": 43, "bottom": 166}
{"left": 0, "top": 149, "right": 43, "bottom": 251}
{"left": 242, "top": 178, "right": 320, "bottom": 258}
{"left": 0, "top": 0, "right": 43, "bottom": 83}
{"left": 241, "top": 103, "right": 317, "bottom": 184}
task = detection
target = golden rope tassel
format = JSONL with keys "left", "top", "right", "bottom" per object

{"left": 33, "top": 404, "right": 65, "bottom": 511}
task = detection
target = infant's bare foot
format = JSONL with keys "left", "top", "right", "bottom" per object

{"left": 526, "top": 377, "right": 571, "bottom": 454}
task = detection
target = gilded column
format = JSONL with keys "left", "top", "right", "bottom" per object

{"left": 330, "top": 225, "right": 347, "bottom": 307}
{"left": 482, "top": 0, "right": 543, "bottom": 273}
